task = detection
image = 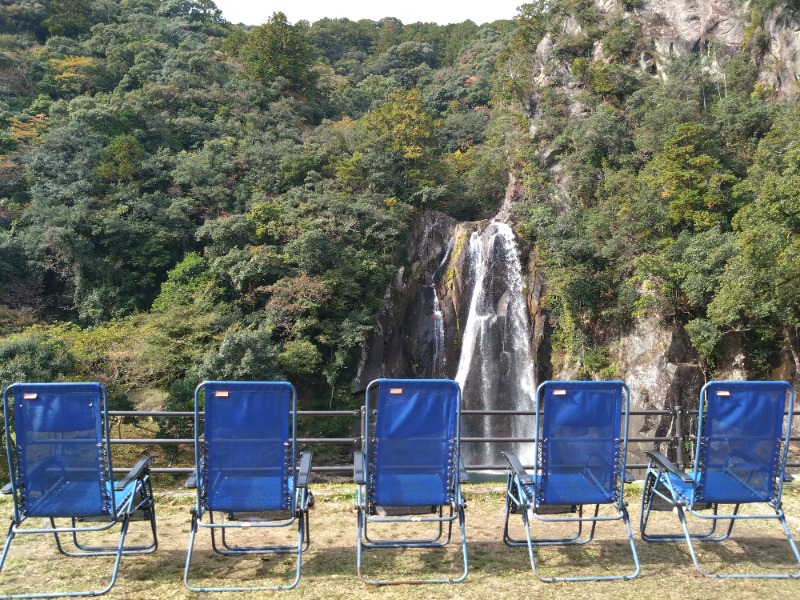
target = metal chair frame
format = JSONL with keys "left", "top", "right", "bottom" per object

{"left": 640, "top": 380, "right": 800, "bottom": 578}
{"left": 183, "top": 381, "right": 312, "bottom": 592}
{"left": 503, "top": 380, "right": 640, "bottom": 582}
{"left": 0, "top": 383, "right": 157, "bottom": 599}
{"left": 355, "top": 378, "right": 468, "bottom": 585}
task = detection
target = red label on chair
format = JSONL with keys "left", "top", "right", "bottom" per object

{"left": 389, "top": 388, "right": 403, "bottom": 395}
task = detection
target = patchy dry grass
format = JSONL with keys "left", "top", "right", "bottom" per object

{"left": 0, "top": 481, "right": 799, "bottom": 598}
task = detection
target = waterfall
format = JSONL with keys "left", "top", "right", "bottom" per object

{"left": 430, "top": 237, "right": 453, "bottom": 373}
{"left": 454, "top": 222, "right": 536, "bottom": 468}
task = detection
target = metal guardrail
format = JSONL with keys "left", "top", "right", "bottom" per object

{"left": 106, "top": 406, "right": 800, "bottom": 477}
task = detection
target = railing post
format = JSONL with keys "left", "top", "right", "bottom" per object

{"left": 360, "top": 405, "right": 366, "bottom": 452}
{"left": 674, "top": 405, "right": 684, "bottom": 470}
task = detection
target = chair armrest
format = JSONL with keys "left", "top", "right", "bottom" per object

{"left": 185, "top": 470, "right": 198, "bottom": 488}
{"left": 115, "top": 456, "right": 154, "bottom": 491}
{"left": 297, "top": 452, "right": 313, "bottom": 488}
{"left": 502, "top": 451, "right": 533, "bottom": 485}
{"left": 624, "top": 470, "right": 635, "bottom": 484}
{"left": 784, "top": 472, "right": 794, "bottom": 483}
{"left": 1, "top": 482, "right": 11, "bottom": 495}
{"left": 645, "top": 450, "right": 692, "bottom": 483}
{"left": 459, "top": 458, "right": 470, "bottom": 483}
{"left": 354, "top": 450, "right": 365, "bottom": 485}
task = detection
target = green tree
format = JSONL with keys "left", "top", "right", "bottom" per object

{"left": 708, "top": 105, "right": 800, "bottom": 371}
{"left": 345, "top": 88, "right": 438, "bottom": 197}
{"left": 96, "top": 134, "right": 144, "bottom": 182}
{"left": 642, "top": 123, "right": 737, "bottom": 231}
{"left": 42, "top": 0, "right": 117, "bottom": 39}
{"left": 238, "top": 12, "right": 319, "bottom": 97}
{"left": 151, "top": 252, "right": 221, "bottom": 312}
{"left": 0, "top": 330, "right": 75, "bottom": 388}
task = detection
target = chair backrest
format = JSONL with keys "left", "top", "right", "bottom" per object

{"left": 365, "top": 379, "right": 460, "bottom": 508}
{"left": 196, "top": 381, "right": 295, "bottom": 513}
{"left": 2, "top": 382, "right": 114, "bottom": 518}
{"left": 693, "top": 381, "right": 792, "bottom": 504}
{"left": 536, "top": 381, "right": 628, "bottom": 506}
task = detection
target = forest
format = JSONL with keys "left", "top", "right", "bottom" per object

{"left": 1, "top": 0, "right": 799, "bottom": 454}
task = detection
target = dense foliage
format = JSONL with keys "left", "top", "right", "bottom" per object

{"left": 0, "top": 0, "right": 513, "bottom": 452}
{"left": 1, "top": 0, "right": 799, "bottom": 451}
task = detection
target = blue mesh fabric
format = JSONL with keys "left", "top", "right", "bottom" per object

{"left": 12, "top": 383, "right": 109, "bottom": 518}
{"left": 695, "top": 382, "right": 788, "bottom": 504}
{"left": 664, "top": 471, "right": 699, "bottom": 505}
{"left": 371, "top": 379, "right": 459, "bottom": 507}
{"left": 538, "top": 382, "right": 623, "bottom": 506}
{"left": 110, "top": 479, "right": 138, "bottom": 507}
{"left": 201, "top": 382, "right": 292, "bottom": 512}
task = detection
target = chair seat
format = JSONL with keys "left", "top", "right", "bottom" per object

{"left": 373, "top": 472, "right": 448, "bottom": 507}
{"left": 521, "top": 471, "right": 615, "bottom": 506}
{"left": 666, "top": 470, "right": 772, "bottom": 506}
{"left": 24, "top": 478, "right": 138, "bottom": 518}
{"left": 206, "top": 474, "right": 293, "bottom": 512}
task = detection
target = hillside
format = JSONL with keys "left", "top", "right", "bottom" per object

{"left": 1, "top": 0, "right": 799, "bottom": 440}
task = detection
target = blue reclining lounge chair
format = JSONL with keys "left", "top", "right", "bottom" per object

{"left": 640, "top": 380, "right": 800, "bottom": 578}
{"left": 503, "top": 380, "right": 640, "bottom": 582}
{"left": 355, "top": 378, "right": 468, "bottom": 585}
{"left": 184, "top": 381, "right": 312, "bottom": 592}
{"left": 0, "top": 382, "right": 157, "bottom": 599}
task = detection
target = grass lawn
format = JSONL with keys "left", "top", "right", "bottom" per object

{"left": 0, "top": 480, "right": 799, "bottom": 598}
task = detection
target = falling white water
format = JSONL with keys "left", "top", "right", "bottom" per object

{"left": 430, "top": 237, "right": 454, "bottom": 374}
{"left": 454, "top": 222, "right": 536, "bottom": 467}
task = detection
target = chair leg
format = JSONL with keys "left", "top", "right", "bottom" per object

{"left": 184, "top": 508, "right": 305, "bottom": 592}
{"left": 674, "top": 503, "right": 800, "bottom": 579}
{"left": 184, "top": 509, "right": 201, "bottom": 591}
{"left": 0, "top": 516, "right": 130, "bottom": 598}
{"left": 0, "top": 522, "right": 16, "bottom": 574}
{"left": 357, "top": 502, "right": 468, "bottom": 585}
{"left": 455, "top": 504, "right": 469, "bottom": 584}
{"left": 502, "top": 484, "right": 517, "bottom": 547}
{"left": 522, "top": 503, "right": 639, "bottom": 582}
{"left": 640, "top": 471, "right": 721, "bottom": 543}
{"left": 619, "top": 503, "right": 642, "bottom": 581}
{"left": 301, "top": 500, "right": 311, "bottom": 552}
{"left": 356, "top": 501, "right": 367, "bottom": 583}
{"left": 777, "top": 510, "right": 800, "bottom": 576}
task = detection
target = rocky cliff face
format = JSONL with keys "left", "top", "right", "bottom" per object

{"left": 636, "top": 0, "right": 798, "bottom": 97}
{"left": 534, "top": 1, "right": 800, "bottom": 451}
{"left": 762, "top": 7, "right": 800, "bottom": 96}
{"left": 641, "top": 0, "right": 797, "bottom": 96}
{"left": 531, "top": 1, "right": 798, "bottom": 104}
{"left": 352, "top": 209, "right": 458, "bottom": 390}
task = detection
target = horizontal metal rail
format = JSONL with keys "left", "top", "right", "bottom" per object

{"left": 103, "top": 406, "right": 799, "bottom": 477}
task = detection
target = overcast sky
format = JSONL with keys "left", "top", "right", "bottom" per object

{"left": 213, "top": 1, "right": 524, "bottom": 26}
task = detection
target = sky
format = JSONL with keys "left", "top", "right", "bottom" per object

{"left": 212, "top": 0, "right": 524, "bottom": 26}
